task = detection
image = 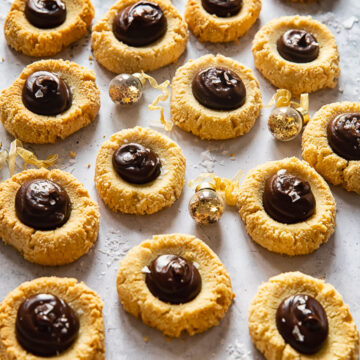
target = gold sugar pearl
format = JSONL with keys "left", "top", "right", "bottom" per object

{"left": 268, "top": 106, "right": 303, "bottom": 142}
{"left": 188, "top": 184, "right": 225, "bottom": 224}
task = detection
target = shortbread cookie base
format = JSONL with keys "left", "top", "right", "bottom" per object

{"left": 4, "top": 0, "right": 94, "bottom": 57}
{"left": 302, "top": 101, "right": 360, "bottom": 194}
{"left": 170, "top": 54, "right": 262, "bottom": 140}
{"left": 0, "top": 59, "right": 100, "bottom": 144}
{"left": 95, "top": 127, "right": 186, "bottom": 215}
{"left": 0, "top": 277, "right": 105, "bottom": 360}
{"left": 0, "top": 168, "right": 100, "bottom": 266}
{"left": 185, "top": 0, "right": 261, "bottom": 43}
{"left": 249, "top": 272, "right": 359, "bottom": 360}
{"left": 91, "top": 0, "right": 188, "bottom": 74}
{"left": 237, "top": 157, "right": 336, "bottom": 255}
{"left": 252, "top": 15, "right": 340, "bottom": 95}
{"left": 117, "top": 233, "right": 234, "bottom": 337}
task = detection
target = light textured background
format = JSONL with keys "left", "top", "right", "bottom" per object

{"left": 0, "top": 0, "right": 360, "bottom": 359}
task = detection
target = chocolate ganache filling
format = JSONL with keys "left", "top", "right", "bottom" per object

{"left": 112, "top": 143, "right": 161, "bottom": 184}
{"left": 15, "top": 179, "right": 71, "bottom": 230}
{"left": 277, "top": 29, "right": 319, "bottom": 63}
{"left": 201, "top": 0, "right": 242, "bottom": 18}
{"left": 327, "top": 113, "right": 360, "bottom": 161}
{"left": 192, "top": 66, "right": 246, "bottom": 110}
{"left": 16, "top": 294, "right": 80, "bottom": 357}
{"left": 22, "top": 71, "right": 72, "bottom": 116}
{"left": 113, "top": 1, "right": 167, "bottom": 47}
{"left": 276, "top": 294, "right": 328, "bottom": 354}
{"left": 263, "top": 169, "right": 316, "bottom": 224}
{"left": 145, "top": 254, "right": 202, "bottom": 304}
{"left": 25, "top": 0, "right": 66, "bottom": 29}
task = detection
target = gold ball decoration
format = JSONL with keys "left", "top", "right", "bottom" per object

{"left": 109, "top": 74, "right": 143, "bottom": 105}
{"left": 188, "top": 183, "right": 225, "bottom": 224}
{"left": 268, "top": 106, "right": 303, "bottom": 141}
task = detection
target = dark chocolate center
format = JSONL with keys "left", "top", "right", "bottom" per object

{"left": 16, "top": 294, "right": 79, "bottom": 357}
{"left": 277, "top": 29, "right": 319, "bottom": 63}
{"left": 113, "top": 1, "right": 167, "bottom": 47}
{"left": 201, "top": 0, "right": 242, "bottom": 17}
{"left": 15, "top": 179, "right": 71, "bottom": 230}
{"left": 22, "top": 71, "right": 72, "bottom": 116}
{"left": 25, "top": 0, "right": 66, "bottom": 29}
{"left": 327, "top": 113, "right": 360, "bottom": 161}
{"left": 145, "top": 254, "right": 202, "bottom": 304}
{"left": 263, "top": 169, "right": 316, "bottom": 224}
{"left": 112, "top": 143, "right": 161, "bottom": 184}
{"left": 276, "top": 294, "right": 328, "bottom": 355}
{"left": 192, "top": 66, "right": 246, "bottom": 110}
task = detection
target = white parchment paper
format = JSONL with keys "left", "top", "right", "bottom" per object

{"left": 0, "top": 0, "right": 359, "bottom": 358}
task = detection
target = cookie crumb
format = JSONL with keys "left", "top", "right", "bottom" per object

{"left": 70, "top": 151, "right": 76, "bottom": 158}
{"left": 87, "top": 163, "right": 91, "bottom": 168}
{"left": 144, "top": 336, "right": 149, "bottom": 343}
{"left": 88, "top": 55, "right": 93, "bottom": 61}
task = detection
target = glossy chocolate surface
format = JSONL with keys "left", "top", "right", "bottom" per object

{"left": 25, "top": 0, "right": 66, "bottom": 29}
{"left": 16, "top": 294, "right": 79, "bottom": 357}
{"left": 113, "top": 1, "right": 167, "bottom": 47}
{"left": 112, "top": 143, "right": 161, "bottom": 184}
{"left": 15, "top": 179, "right": 71, "bottom": 230}
{"left": 277, "top": 29, "right": 319, "bottom": 63}
{"left": 276, "top": 294, "right": 328, "bottom": 354}
{"left": 145, "top": 254, "right": 202, "bottom": 304}
{"left": 192, "top": 66, "right": 246, "bottom": 110}
{"left": 201, "top": 0, "right": 242, "bottom": 17}
{"left": 327, "top": 113, "right": 360, "bottom": 161}
{"left": 263, "top": 169, "right": 316, "bottom": 224}
{"left": 22, "top": 71, "right": 72, "bottom": 116}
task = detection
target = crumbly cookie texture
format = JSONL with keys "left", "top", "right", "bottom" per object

{"left": 4, "top": 0, "right": 94, "bottom": 57}
{"left": 170, "top": 54, "right": 262, "bottom": 140}
{"left": 302, "top": 102, "right": 360, "bottom": 194}
{"left": 0, "top": 277, "right": 105, "bottom": 360}
{"left": 0, "top": 168, "right": 100, "bottom": 266}
{"left": 249, "top": 272, "right": 359, "bottom": 360}
{"left": 237, "top": 157, "right": 336, "bottom": 256}
{"left": 95, "top": 127, "right": 186, "bottom": 215}
{"left": 91, "top": 0, "right": 188, "bottom": 74}
{"left": 185, "top": 0, "right": 261, "bottom": 43}
{"left": 117, "top": 233, "right": 234, "bottom": 337}
{"left": 252, "top": 16, "right": 340, "bottom": 95}
{"left": 0, "top": 59, "right": 100, "bottom": 144}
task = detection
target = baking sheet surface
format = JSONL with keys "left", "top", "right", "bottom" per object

{"left": 0, "top": 0, "right": 360, "bottom": 358}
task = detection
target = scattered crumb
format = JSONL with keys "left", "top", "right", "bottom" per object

{"left": 230, "top": 153, "right": 235, "bottom": 157}
{"left": 87, "top": 163, "right": 91, "bottom": 168}
{"left": 343, "top": 16, "right": 358, "bottom": 30}
{"left": 70, "top": 151, "right": 76, "bottom": 158}
{"left": 227, "top": 340, "right": 251, "bottom": 360}
{"left": 0, "top": 57, "right": 4, "bottom": 63}
{"left": 165, "top": 336, "right": 172, "bottom": 342}
{"left": 144, "top": 336, "right": 149, "bottom": 343}
{"left": 88, "top": 55, "right": 93, "bottom": 61}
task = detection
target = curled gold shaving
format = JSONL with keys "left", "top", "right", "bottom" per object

{"left": 0, "top": 142, "right": 8, "bottom": 171}
{"left": 0, "top": 139, "right": 58, "bottom": 178}
{"left": 16, "top": 147, "right": 58, "bottom": 169}
{"left": 8, "top": 139, "right": 19, "bottom": 177}
{"left": 138, "top": 71, "right": 173, "bottom": 131}
{"left": 188, "top": 170, "right": 243, "bottom": 206}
